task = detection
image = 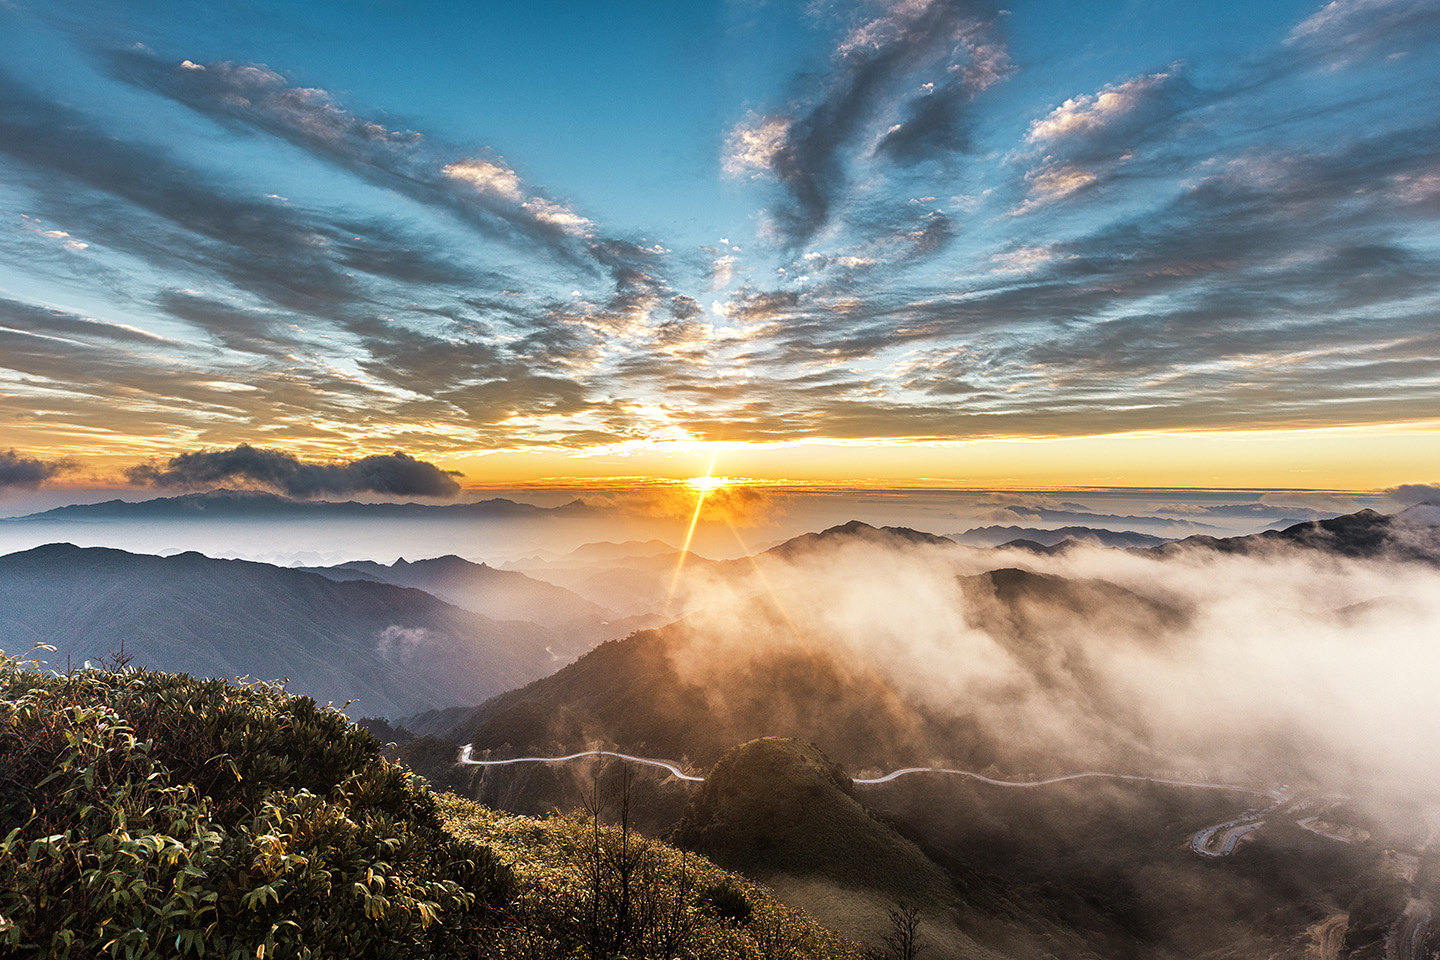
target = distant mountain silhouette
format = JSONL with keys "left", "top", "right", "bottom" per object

{"left": 557, "top": 539, "right": 678, "bottom": 562}
{"left": 1157, "top": 504, "right": 1440, "bottom": 564}
{"left": 0, "top": 543, "right": 569, "bottom": 716}
{"left": 760, "top": 520, "right": 956, "bottom": 559}
{"left": 427, "top": 563, "right": 1188, "bottom": 784}
{"left": 302, "top": 554, "right": 661, "bottom": 651}
{"left": 4, "top": 489, "right": 593, "bottom": 522}
{"left": 952, "top": 525, "right": 1170, "bottom": 549}
{"left": 503, "top": 549, "right": 720, "bottom": 618}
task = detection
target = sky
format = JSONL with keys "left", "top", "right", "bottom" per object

{"left": 1, "top": 0, "right": 1438, "bottom": 496}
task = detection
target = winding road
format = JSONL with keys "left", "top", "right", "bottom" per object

{"left": 457, "top": 745, "right": 1373, "bottom": 861}
{"left": 457, "top": 744, "right": 706, "bottom": 782}
{"left": 852, "top": 766, "right": 1274, "bottom": 795}
{"left": 457, "top": 745, "right": 1273, "bottom": 798}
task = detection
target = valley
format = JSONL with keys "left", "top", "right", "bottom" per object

{"left": 4, "top": 498, "right": 1438, "bottom": 958}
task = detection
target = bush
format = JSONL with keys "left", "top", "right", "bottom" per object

{"left": 0, "top": 650, "right": 860, "bottom": 959}
{"left": 698, "top": 879, "right": 753, "bottom": 926}
{"left": 0, "top": 651, "right": 512, "bottom": 959}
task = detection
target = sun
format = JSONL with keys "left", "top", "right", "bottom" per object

{"left": 684, "top": 475, "right": 731, "bottom": 495}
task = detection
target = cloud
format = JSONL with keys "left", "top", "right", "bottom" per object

{"left": 105, "top": 49, "right": 628, "bottom": 274}
{"left": 1018, "top": 67, "right": 1195, "bottom": 209}
{"left": 125, "top": 445, "right": 463, "bottom": 498}
{"left": 1286, "top": 0, "right": 1440, "bottom": 63}
{"left": 577, "top": 482, "right": 778, "bottom": 527}
{"left": 1385, "top": 483, "right": 1440, "bottom": 505}
{"left": 0, "top": 450, "right": 70, "bottom": 489}
{"left": 667, "top": 524, "right": 1440, "bottom": 800}
{"left": 442, "top": 157, "right": 525, "bottom": 201}
{"left": 376, "top": 624, "right": 436, "bottom": 663}
{"left": 723, "top": 0, "right": 1008, "bottom": 242}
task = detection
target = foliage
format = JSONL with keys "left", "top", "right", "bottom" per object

{"left": 872, "top": 904, "right": 923, "bottom": 960}
{"left": 0, "top": 649, "right": 509, "bottom": 959}
{"left": 698, "top": 878, "right": 753, "bottom": 926}
{"left": 0, "top": 649, "right": 859, "bottom": 959}
{"left": 437, "top": 792, "right": 862, "bottom": 959}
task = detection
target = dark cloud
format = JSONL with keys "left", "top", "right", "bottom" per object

{"left": 103, "top": 47, "right": 674, "bottom": 319}
{"left": 1018, "top": 66, "right": 1200, "bottom": 209}
{"left": 1386, "top": 484, "right": 1440, "bottom": 506}
{"left": 874, "top": 79, "right": 975, "bottom": 165}
{"left": 1285, "top": 0, "right": 1440, "bottom": 63}
{"left": 0, "top": 450, "right": 70, "bottom": 489}
{"left": 728, "top": 0, "right": 1006, "bottom": 242}
{"left": 104, "top": 52, "right": 581, "bottom": 257}
{"left": 126, "top": 445, "right": 463, "bottom": 498}
{"left": 0, "top": 68, "right": 477, "bottom": 321}
{"left": 0, "top": 295, "right": 173, "bottom": 348}
{"left": 155, "top": 289, "right": 306, "bottom": 359}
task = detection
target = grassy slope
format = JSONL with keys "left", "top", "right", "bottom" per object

{"left": 439, "top": 795, "right": 861, "bottom": 960}
{"left": 0, "top": 656, "right": 859, "bottom": 960}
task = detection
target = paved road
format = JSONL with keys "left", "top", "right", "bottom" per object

{"left": 1387, "top": 898, "right": 1432, "bottom": 960}
{"left": 1191, "top": 814, "right": 1270, "bottom": 857}
{"left": 852, "top": 766, "right": 1273, "bottom": 795}
{"left": 456, "top": 745, "right": 1275, "bottom": 797}
{"left": 457, "top": 745, "right": 706, "bottom": 781}
{"left": 454, "top": 745, "right": 1371, "bottom": 863}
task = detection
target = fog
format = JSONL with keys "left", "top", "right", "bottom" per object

{"left": 0, "top": 484, "right": 1397, "bottom": 566}
{"left": 667, "top": 530, "right": 1440, "bottom": 806}
{"left": 3, "top": 484, "right": 1435, "bottom": 808}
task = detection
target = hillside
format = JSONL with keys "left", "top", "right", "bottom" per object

{"left": 3, "top": 489, "right": 592, "bottom": 522}
{"left": 678, "top": 738, "right": 951, "bottom": 900}
{"left": 951, "top": 526, "right": 1170, "bottom": 549}
{"left": 503, "top": 549, "right": 721, "bottom": 618}
{"left": 1157, "top": 505, "right": 1440, "bottom": 565}
{"left": 0, "top": 543, "right": 566, "bottom": 716}
{"left": 446, "top": 625, "right": 982, "bottom": 775}
{"left": 436, "top": 564, "right": 1190, "bottom": 784}
{"left": 301, "top": 554, "right": 660, "bottom": 651}
{"left": 0, "top": 657, "right": 859, "bottom": 959}
{"left": 757, "top": 520, "right": 957, "bottom": 560}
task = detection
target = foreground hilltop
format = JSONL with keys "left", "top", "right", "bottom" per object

{"left": 0, "top": 654, "right": 858, "bottom": 959}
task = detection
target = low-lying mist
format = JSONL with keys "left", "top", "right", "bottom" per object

{"left": 668, "top": 534, "right": 1440, "bottom": 806}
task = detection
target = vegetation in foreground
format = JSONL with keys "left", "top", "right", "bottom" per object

{"left": 0, "top": 650, "right": 858, "bottom": 959}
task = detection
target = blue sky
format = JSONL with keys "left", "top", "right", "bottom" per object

{"left": 0, "top": 0, "right": 1437, "bottom": 490}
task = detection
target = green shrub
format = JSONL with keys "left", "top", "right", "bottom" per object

{"left": 0, "top": 651, "right": 511, "bottom": 959}
{"left": 698, "top": 879, "right": 753, "bottom": 926}
{"left": 439, "top": 796, "right": 861, "bottom": 959}
{"left": 0, "top": 650, "right": 859, "bottom": 960}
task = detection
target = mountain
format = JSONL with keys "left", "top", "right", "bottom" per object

{"left": 3, "top": 488, "right": 593, "bottom": 522}
{"left": 299, "top": 554, "right": 661, "bottom": 653}
{"left": 0, "top": 543, "right": 567, "bottom": 716}
{"left": 678, "top": 738, "right": 950, "bottom": 899}
{"left": 557, "top": 539, "right": 678, "bottom": 561}
{"left": 503, "top": 548, "right": 721, "bottom": 618}
{"left": 675, "top": 738, "right": 1122, "bottom": 960}
{"left": 759, "top": 520, "right": 956, "bottom": 560}
{"left": 432, "top": 564, "right": 1189, "bottom": 788}
{"left": 1158, "top": 504, "right": 1440, "bottom": 565}
{"left": 951, "top": 525, "right": 1170, "bottom": 549}
{"left": 0, "top": 663, "right": 859, "bottom": 960}
{"left": 444, "top": 625, "right": 974, "bottom": 775}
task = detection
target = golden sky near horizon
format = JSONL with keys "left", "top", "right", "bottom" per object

{"left": 16, "top": 421, "right": 1439, "bottom": 493}
{"left": 3, "top": 0, "right": 1440, "bottom": 502}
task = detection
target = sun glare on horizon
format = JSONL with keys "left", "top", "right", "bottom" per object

{"left": 684, "top": 475, "right": 732, "bottom": 495}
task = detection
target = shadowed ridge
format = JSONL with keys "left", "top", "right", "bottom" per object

{"left": 677, "top": 737, "right": 950, "bottom": 902}
{"left": 1156, "top": 507, "right": 1438, "bottom": 564}
{"left": 762, "top": 520, "right": 955, "bottom": 560}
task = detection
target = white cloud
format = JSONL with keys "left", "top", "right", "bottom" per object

{"left": 1027, "top": 71, "right": 1176, "bottom": 144}
{"left": 441, "top": 157, "right": 524, "bottom": 201}
{"left": 722, "top": 115, "right": 790, "bottom": 178}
